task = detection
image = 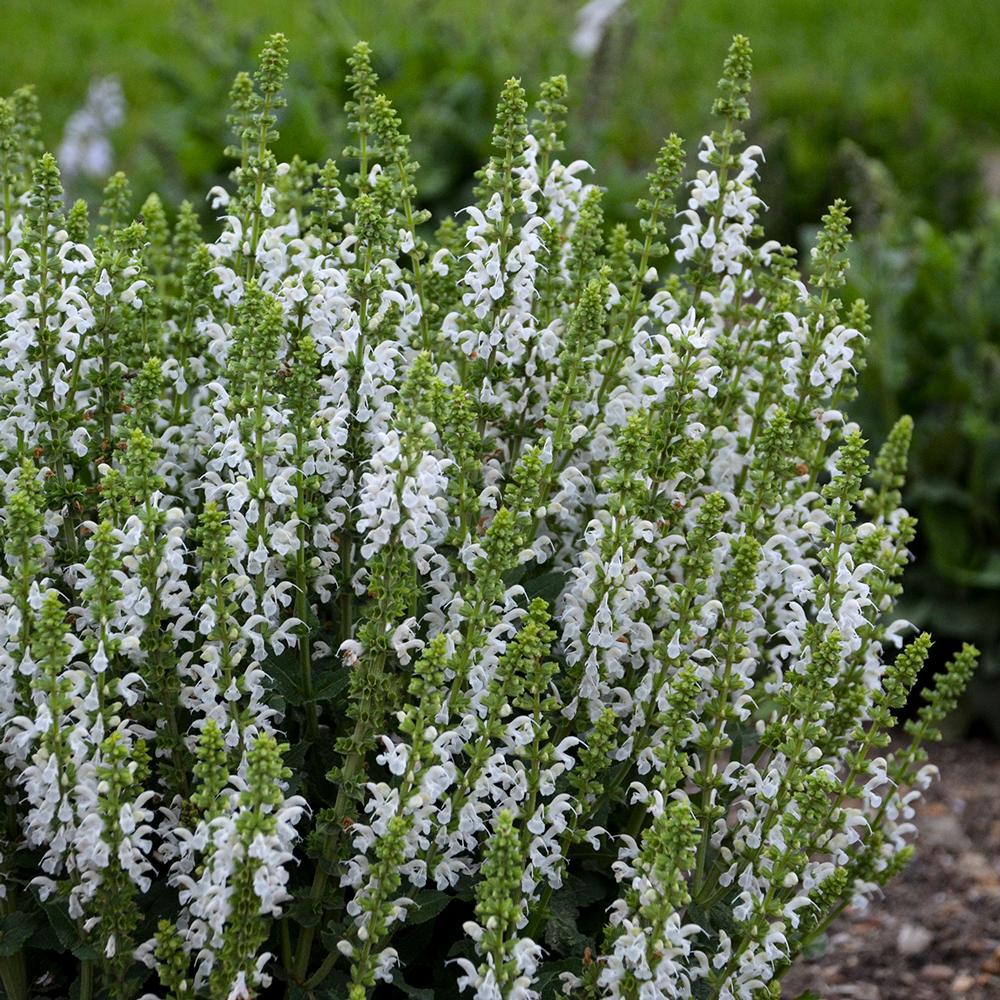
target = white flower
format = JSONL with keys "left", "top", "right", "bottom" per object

{"left": 571, "top": 0, "right": 628, "bottom": 56}
{"left": 57, "top": 76, "right": 125, "bottom": 181}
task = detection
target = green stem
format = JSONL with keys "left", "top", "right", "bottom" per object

{"left": 292, "top": 371, "right": 319, "bottom": 742}
{"left": 79, "top": 957, "right": 94, "bottom": 1000}
{"left": 393, "top": 158, "right": 430, "bottom": 351}
{"left": 296, "top": 516, "right": 318, "bottom": 741}
{"left": 303, "top": 948, "right": 340, "bottom": 991}
{"left": 692, "top": 624, "right": 743, "bottom": 894}
{"left": 0, "top": 892, "right": 28, "bottom": 1000}
{"left": 281, "top": 915, "right": 293, "bottom": 977}
{"left": 253, "top": 395, "right": 268, "bottom": 614}
{"left": 170, "top": 309, "right": 196, "bottom": 426}
{"left": 1, "top": 180, "right": 10, "bottom": 263}
{"left": 0, "top": 956, "right": 28, "bottom": 1000}
{"left": 36, "top": 209, "right": 81, "bottom": 559}
{"left": 163, "top": 702, "right": 189, "bottom": 800}
{"left": 287, "top": 705, "right": 373, "bottom": 989}
{"left": 593, "top": 188, "right": 668, "bottom": 413}
{"left": 245, "top": 93, "right": 273, "bottom": 283}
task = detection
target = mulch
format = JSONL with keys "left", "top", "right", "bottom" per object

{"left": 782, "top": 737, "right": 1000, "bottom": 1000}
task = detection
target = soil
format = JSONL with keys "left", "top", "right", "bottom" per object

{"left": 781, "top": 736, "right": 1000, "bottom": 1000}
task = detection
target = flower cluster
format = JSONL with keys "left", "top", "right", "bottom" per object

{"left": 0, "top": 32, "right": 976, "bottom": 1000}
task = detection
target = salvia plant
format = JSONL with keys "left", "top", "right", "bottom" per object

{"left": 0, "top": 32, "right": 977, "bottom": 1000}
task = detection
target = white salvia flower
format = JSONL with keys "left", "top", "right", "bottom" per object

{"left": 57, "top": 76, "right": 125, "bottom": 181}
{"left": 208, "top": 185, "right": 232, "bottom": 210}
{"left": 116, "top": 672, "right": 146, "bottom": 707}
{"left": 391, "top": 617, "right": 424, "bottom": 666}
{"left": 94, "top": 269, "right": 113, "bottom": 298}
{"left": 571, "top": 0, "right": 628, "bottom": 56}
{"left": 120, "top": 279, "right": 147, "bottom": 308}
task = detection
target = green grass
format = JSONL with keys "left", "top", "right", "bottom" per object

{"left": 3, "top": 0, "right": 998, "bottom": 237}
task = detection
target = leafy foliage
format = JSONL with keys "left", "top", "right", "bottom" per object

{"left": 844, "top": 145, "right": 1000, "bottom": 731}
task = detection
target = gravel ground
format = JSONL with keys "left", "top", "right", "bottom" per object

{"left": 782, "top": 737, "right": 1000, "bottom": 1000}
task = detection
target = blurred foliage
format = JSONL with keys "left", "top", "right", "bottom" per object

{"left": 2, "top": 0, "right": 998, "bottom": 240}
{"left": 843, "top": 143, "right": 1000, "bottom": 736}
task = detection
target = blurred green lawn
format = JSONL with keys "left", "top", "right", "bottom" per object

{"left": 3, "top": 0, "right": 998, "bottom": 239}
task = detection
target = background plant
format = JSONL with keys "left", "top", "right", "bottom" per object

{"left": 841, "top": 144, "right": 1000, "bottom": 735}
{"left": 0, "top": 30, "right": 977, "bottom": 1000}
{"left": 2, "top": 0, "right": 996, "bottom": 239}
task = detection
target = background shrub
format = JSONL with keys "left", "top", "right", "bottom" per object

{"left": 2, "top": 0, "right": 997, "bottom": 239}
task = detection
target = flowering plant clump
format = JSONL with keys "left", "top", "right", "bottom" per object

{"left": 0, "top": 33, "right": 977, "bottom": 1000}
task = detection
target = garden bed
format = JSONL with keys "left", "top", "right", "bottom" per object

{"left": 783, "top": 736, "right": 1000, "bottom": 1000}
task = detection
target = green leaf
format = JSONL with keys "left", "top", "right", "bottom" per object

{"left": 445, "top": 937, "right": 475, "bottom": 959}
{"left": 135, "top": 874, "right": 180, "bottom": 933}
{"left": 691, "top": 980, "right": 713, "bottom": 1000}
{"left": 289, "top": 968, "right": 352, "bottom": 1000}
{"left": 685, "top": 900, "right": 711, "bottom": 932}
{"left": 0, "top": 911, "right": 36, "bottom": 956}
{"left": 544, "top": 906, "right": 590, "bottom": 954}
{"left": 264, "top": 649, "right": 305, "bottom": 707}
{"left": 544, "top": 878, "right": 599, "bottom": 955}
{"left": 709, "top": 901, "right": 738, "bottom": 938}
{"left": 730, "top": 721, "right": 759, "bottom": 764}
{"left": 287, "top": 890, "right": 323, "bottom": 929}
{"left": 25, "top": 915, "right": 60, "bottom": 954}
{"left": 38, "top": 898, "right": 101, "bottom": 961}
{"left": 265, "top": 655, "right": 349, "bottom": 709}
{"left": 283, "top": 738, "right": 312, "bottom": 771}
{"left": 802, "top": 932, "right": 829, "bottom": 959}
{"left": 409, "top": 890, "right": 452, "bottom": 925}
{"left": 454, "top": 874, "right": 477, "bottom": 902}
{"left": 523, "top": 571, "right": 569, "bottom": 606}
{"left": 309, "top": 663, "right": 350, "bottom": 703}
{"left": 396, "top": 976, "right": 435, "bottom": 1000}
{"left": 315, "top": 969, "right": 352, "bottom": 999}
{"left": 537, "top": 956, "right": 585, "bottom": 1000}
{"left": 564, "top": 871, "right": 608, "bottom": 909}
